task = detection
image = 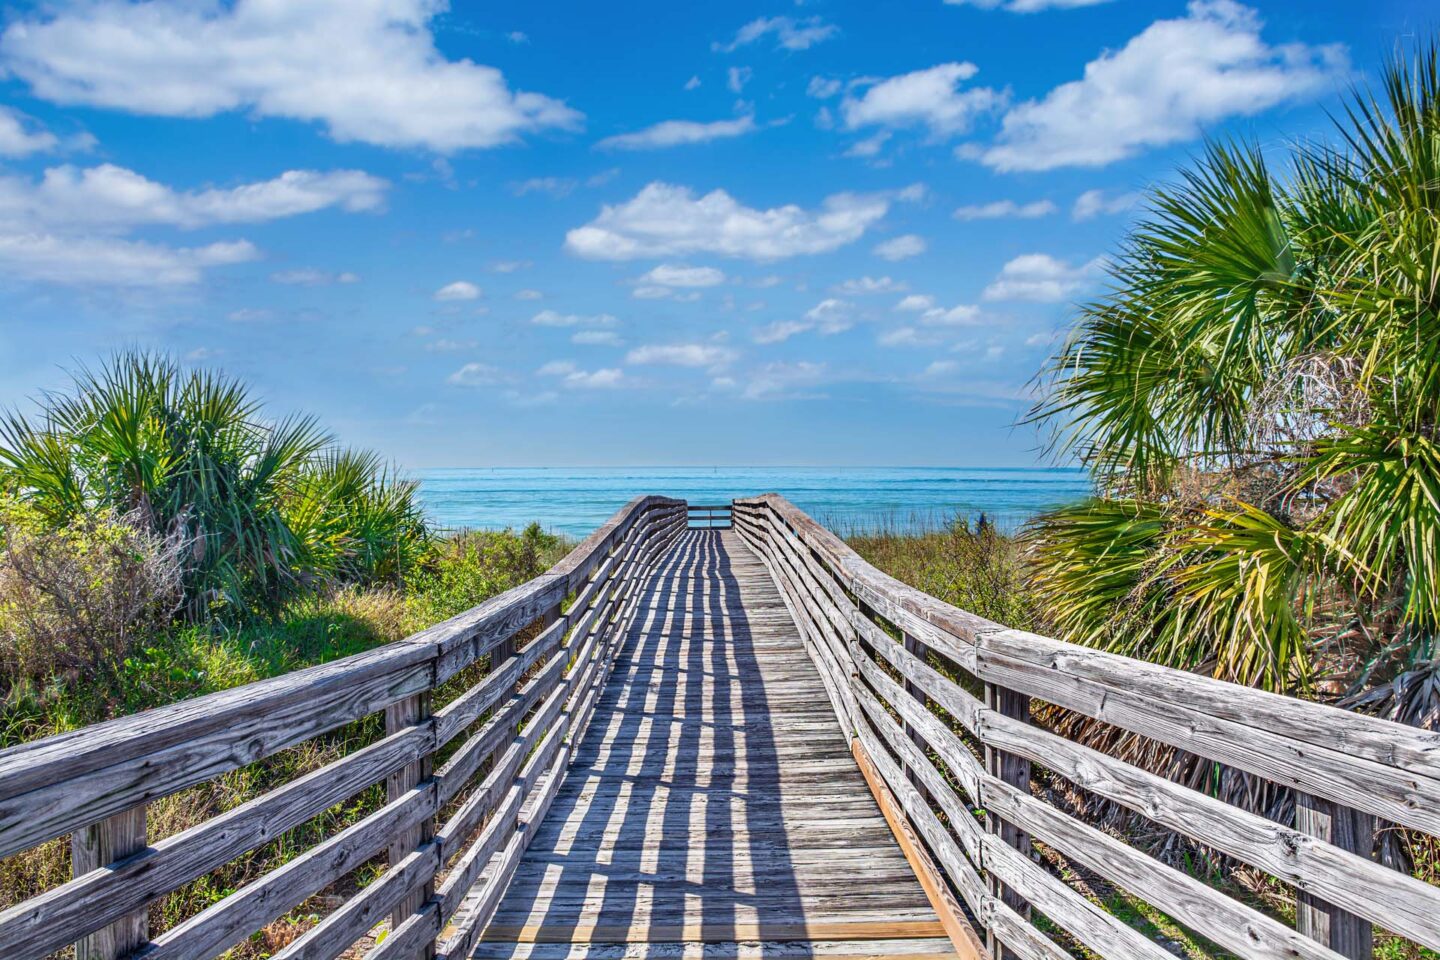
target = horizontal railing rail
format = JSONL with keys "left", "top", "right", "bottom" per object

{"left": 732, "top": 493, "right": 1440, "bottom": 960}
{"left": 685, "top": 503, "right": 733, "bottom": 529}
{"left": 0, "top": 495, "right": 686, "bottom": 960}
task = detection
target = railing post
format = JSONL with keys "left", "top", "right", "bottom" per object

{"left": 901, "top": 632, "right": 929, "bottom": 796}
{"left": 72, "top": 805, "right": 148, "bottom": 960}
{"left": 1295, "top": 793, "right": 1373, "bottom": 959}
{"left": 387, "top": 690, "right": 435, "bottom": 959}
{"left": 984, "top": 682, "right": 1031, "bottom": 959}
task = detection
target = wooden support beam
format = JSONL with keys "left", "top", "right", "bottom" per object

{"left": 72, "top": 806, "right": 148, "bottom": 960}
{"left": 1295, "top": 793, "right": 1374, "bottom": 960}
{"left": 983, "top": 683, "right": 1031, "bottom": 960}
{"left": 386, "top": 691, "right": 436, "bottom": 960}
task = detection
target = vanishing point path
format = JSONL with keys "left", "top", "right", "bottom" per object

{"left": 474, "top": 528, "right": 950, "bottom": 958}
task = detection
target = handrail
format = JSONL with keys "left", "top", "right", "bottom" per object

{"left": 686, "top": 502, "right": 733, "bottom": 529}
{"left": 0, "top": 495, "right": 686, "bottom": 960}
{"left": 732, "top": 493, "right": 1440, "bottom": 960}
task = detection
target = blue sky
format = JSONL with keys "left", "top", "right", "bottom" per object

{"left": 0, "top": 0, "right": 1427, "bottom": 468}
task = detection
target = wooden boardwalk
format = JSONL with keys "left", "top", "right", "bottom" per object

{"left": 473, "top": 529, "right": 953, "bottom": 959}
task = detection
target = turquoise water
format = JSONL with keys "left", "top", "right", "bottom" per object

{"left": 415, "top": 467, "right": 1090, "bottom": 538}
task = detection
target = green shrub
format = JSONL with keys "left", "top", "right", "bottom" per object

{"left": 404, "top": 522, "right": 566, "bottom": 628}
{"left": 0, "top": 352, "right": 426, "bottom": 617}
{"left": 0, "top": 499, "right": 184, "bottom": 694}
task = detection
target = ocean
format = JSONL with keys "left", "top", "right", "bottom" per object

{"left": 415, "top": 466, "right": 1090, "bottom": 538}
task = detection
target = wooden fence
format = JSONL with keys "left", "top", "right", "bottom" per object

{"left": 0, "top": 496, "right": 686, "bottom": 960}
{"left": 732, "top": 493, "right": 1440, "bottom": 960}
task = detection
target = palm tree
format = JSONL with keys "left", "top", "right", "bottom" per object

{"left": 1028, "top": 43, "right": 1440, "bottom": 732}
{"left": 0, "top": 352, "right": 427, "bottom": 617}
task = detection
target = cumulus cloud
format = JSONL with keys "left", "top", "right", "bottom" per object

{"left": 982, "top": 253, "right": 1102, "bottom": 301}
{"left": 639, "top": 264, "right": 726, "bottom": 287}
{"left": 0, "top": 0, "right": 582, "bottom": 152}
{"left": 510, "top": 177, "right": 576, "bottom": 198}
{"left": 532, "top": 310, "right": 617, "bottom": 327}
{"left": 895, "top": 294, "right": 936, "bottom": 312}
{"left": 565, "top": 182, "right": 895, "bottom": 261}
{"left": 626, "top": 343, "right": 738, "bottom": 367}
{"left": 739, "top": 361, "right": 826, "bottom": 400}
{"left": 447, "top": 363, "right": 506, "bottom": 387}
{"left": 1072, "top": 188, "right": 1142, "bottom": 220}
{"left": 597, "top": 116, "right": 756, "bottom": 151}
{"left": 0, "top": 234, "right": 255, "bottom": 285}
{"left": 755, "top": 299, "right": 854, "bottom": 343}
{"left": 434, "top": 281, "right": 481, "bottom": 301}
{"left": 807, "top": 77, "right": 842, "bottom": 99}
{"left": 0, "top": 106, "right": 59, "bottom": 156}
{"left": 944, "top": 0, "right": 1114, "bottom": 10}
{"left": 271, "top": 268, "right": 359, "bottom": 286}
{"left": 0, "top": 162, "right": 381, "bottom": 285}
{"left": 873, "top": 234, "right": 926, "bottom": 261}
{"left": 572, "top": 330, "right": 622, "bottom": 346}
{"left": 842, "top": 63, "right": 1004, "bottom": 138}
{"left": 833, "top": 276, "right": 906, "bottom": 295}
{"left": 971, "top": 1, "right": 1347, "bottom": 171}
{"left": 953, "top": 199, "right": 1057, "bottom": 220}
{"left": 0, "top": 164, "right": 387, "bottom": 231}
{"left": 539, "top": 361, "right": 624, "bottom": 388}
{"left": 715, "top": 16, "right": 838, "bottom": 53}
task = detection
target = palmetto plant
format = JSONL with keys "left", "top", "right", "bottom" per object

{"left": 0, "top": 353, "right": 426, "bottom": 617}
{"left": 1028, "top": 43, "right": 1440, "bottom": 731}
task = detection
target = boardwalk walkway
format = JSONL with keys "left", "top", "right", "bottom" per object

{"left": 474, "top": 529, "right": 952, "bottom": 959}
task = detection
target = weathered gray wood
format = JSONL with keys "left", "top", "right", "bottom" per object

{"left": 72, "top": 805, "right": 148, "bottom": 960}
{"left": 388, "top": 692, "right": 436, "bottom": 959}
{"left": 1295, "top": 795, "right": 1374, "bottom": 960}
{"left": 983, "top": 681, "right": 1030, "bottom": 960}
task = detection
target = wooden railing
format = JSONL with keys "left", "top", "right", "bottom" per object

{"left": 0, "top": 495, "right": 686, "bottom": 960}
{"left": 685, "top": 503, "right": 733, "bottom": 529}
{"left": 732, "top": 494, "right": 1440, "bottom": 960}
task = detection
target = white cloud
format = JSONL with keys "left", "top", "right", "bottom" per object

{"left": 425, "top": 338, "right": 478, "bottom": 352}
{"left": 873, "top": 234, "right": 926, "bottom": 261}
{"left": 532, "top": 309, "right": 617, "bottom": 327}
{"left": 972, "top": 1, "right": 1347, "bottom": 171}
{"left": 983, "top": 253, "right": 1102, "bottom": 302}
{"left": 1072, "top": 188, "right": 1142, "bottom": 220}
{"left": 833, "top": 276, "right": 905, "bottom": 295}
{"left": 489, "top": 259, "right": 532, "bottom": 273}
{"left": 538, "top": 361, "right": 624, "bottom": 388}
{"left": 842, "top": 63, "right": 1004, "bottom": 138}
{"left": 0, "top": 0, "right": 582, "bottom": 152}
{"left": 510, "top": 177, "right": 576, "bottom": 198}
{"left": 845, "top": 131, "right": 891, "bottom": 159}
{"left": 271, "top": 268, "right": 359, "bottom": 286}
{"left": 434, "top": 281, "right": 481, "bottom": 301}
{"left": 727, "top": 67, "right": 753, "bottom": 95}
{"left": 685, "top": 75, "right": 702, "bottom": 91}
{"left": 572, "top": 330, "right": 622, "bottom": 346}
{"left": 447, "top": 363, "right": 506, "bottom": 387}
{"left": 953, "top": 199, "right": 1057, "bottom": 220}
{"left": 919, "top": 303, "right": 982, "bottom": 325}
{"left": 740, "top": 361, "right": 826, "bottom": 400}
{"left": 566, "top": 182, "right": 894, "bottom": 261}
{"left": 715, "top": 17, "right": 838, "bottom": 53}
{"left": 640, "top": 264, "right": 726, "bottom": 287}
{"left": 0, "top": 106, "right": 58, "bottom": 156}
{"left": 0, "top": 164, "right": 386, "bottom": 231}
{"left": 753, "top": 320, "right": 812, "bottom": 345}
{"left": 756, "top": 299, "right": 855, "bottom": 343}
{"left": 895, "top": 294, "right": 936, "bottom": 312}
{"left": 0, "top": 234, "right": 255, "bottom": 285}
{"left": 944, "top": 0, "right": 1114, "bottom": 11}
{"left": 626, "top": 343, "right": 738, "bottom": 367}
{"left": 507, "top": 31, "right": 529, "bottom": 44}
{"left": 807, "top": 77, "right": 842, "bottom": 99}
{"left": 598, "top": 116, "right": 756, "bottom": 151}
{"left": 514, "top": 289, "right": 543, "bottom": 300}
